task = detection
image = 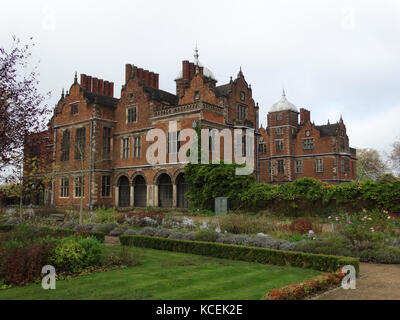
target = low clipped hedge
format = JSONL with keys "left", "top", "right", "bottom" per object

{"left": 120, "top": 235, "right": 359, "bottom": 273}
{"left": 0, "top": 225, "right": 105, "bottom": 243}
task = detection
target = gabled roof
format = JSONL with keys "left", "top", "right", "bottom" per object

{"left": 142, "top": 86, "right": 178, "bottom": 106}
{"left": 214, "top": 83, "right": 231, "bottom": 97}
{"left": 315, "top": 123, "right": 340, "bottom": 137}
{"left": 84, "top": 91, "right": 119, "bottom": 108}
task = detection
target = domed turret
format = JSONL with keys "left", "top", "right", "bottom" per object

{"left": 270, "top": 90, "right": 298, "bottom": 113}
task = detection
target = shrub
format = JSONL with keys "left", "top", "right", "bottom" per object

{"left": 109, "top": 228, "right": 124, "bottom": 237}
{"left": 124, "top": 229, "right": 137, "bottom": 236}
{"left": 0, "top": 241, "right": 54, "bottom": 285}
{"left": 107, "top": 246, "right": 142, "bottom": 267}
{"left": 194, "top": 229, "right": 219, "bottom": 242}
{"left": 217, "top": 214, "right": 272, "bottom": 235}
{"left": 49, "top": 237, "right": 86, "bottom": 273}
{"left": 289, "top": 220, "right": 313, "bottom": 235}
{"left": 120, "top": 235, "right": 360, "bottom": 273}
{"left": 49, "top": 236, "right": 102, "bottom": 273}
{"left": 139, "top": 227, "right": 158, "bottom": 237}
{"left": 294, "top": 234, "right": 353, "bottom": 257}
{"left": 92, "top": 223, "right": 117, "bottom": 235}
{"left": 122, "top": 212, "right": 165, "bottom": 227}
{"left": 95, "top": 208, "right": 117, "bottom": 223}
{"left": 154, "top": 228, "right": 172, "bottom": 239}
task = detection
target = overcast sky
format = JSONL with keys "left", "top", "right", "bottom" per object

{"left": 1, "top": 0, "right": 400, "bottom": 154}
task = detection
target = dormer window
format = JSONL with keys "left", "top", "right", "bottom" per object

{"left": 240, "top": 91, "right": 245, "bottom": 101}
{"left": 129, "top": 93, "right": 135, "bottom": 102}
{"left": 70, "top": 103, "right": 78, "bottom": 115}
{"left": 194, "top": 91, "right": 200, "bottom": 100}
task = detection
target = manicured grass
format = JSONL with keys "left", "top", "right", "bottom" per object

{"left": 0, "top": 245, "right": 321, "bottom": 300}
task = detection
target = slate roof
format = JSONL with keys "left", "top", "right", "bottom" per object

{"left": 143, "top": 86, "right": 179, "bottom": 105}
{"left": 315, "top": 123, "right": 340, "bottom": 137}
{"left": 214, "top": 83, "right": 231, "bottom": 97}
{"left": 84, "top": 91, "right": 119, "bottom": 108}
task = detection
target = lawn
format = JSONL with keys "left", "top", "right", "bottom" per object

{"left": 0, "top": 245, "right": 321, "bottom": 300}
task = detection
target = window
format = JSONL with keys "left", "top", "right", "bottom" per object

{"left": 102, "top": 127, "right": 111, "bottom": 160}
{"left": 276, "top": 127, "right": 283, "bottom": 135}
{"left": 237, "top": 104, "right": 246, "bottom": 120}
{"left": 240, "top": 91, "right": 245, "bottom": 101}
{"left": 276, "top": 114, "right": 283, "bottom": 121}
{"left": 315, "top": 158, "right": 323, "bottom": 173}
{"left": 61, "top": 130, "right": 70, "bottom": 161}
{"left": 60, "top": 178, "right": 69, "bottom": 198}
{"left": 341, "top": 158, "right": 345, "bottom": 173}
{"left": 295, "top": 160, "right": 303, "bottom": 173}
{"left": 268, "top": 160, "right": 271, "bottom": 174}
{"left": 258, "top": 143, "right": 267, "bottom": 154}
{"left": 101, "top": 176, "right": 111, "bottom": 197}
{"left": 122, "top": 138, "right": 130, "bottom": 159}
{"left": 242, "top": 135, "right": 246, "bottom": 157}
{"left": 70, "top": 103, "right": 78, "bottom": 115}
{"left": 133, "top": 136, "right": 141, "bottom": 158}
{"left": 340, "top": 137, "right": 345, "bottom": 152}
{"left": 209, "top": 129, "right": 217, "bottom": 152}
{"left": 194, "top": 91, "right": 200, "bottom": 100}
{"left": 275, "top": 139, "right": 284, "bottom": 152}
{"left": 127, "top": 107, "right": 137, "bottom": 123}
{"left": 129, "top": 93, "right": 134, "bottom": 102}
{"left": 75, "top": 127, "right": 86, "bottom": 160}
{"left": 277, "top": 160, "right": 284, "bottom": 174}
{"left": 303, "top": 138, "right": 314, "bottom": 150}
{"left": 168, "top": 131, "right": 181, "bottom": 154}
{"left": 74, "top": 176, "right": 84, "bottom": 198}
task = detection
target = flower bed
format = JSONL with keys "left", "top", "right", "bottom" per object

{"left": 262, "top": 270, "right": 346, "bottom": 300}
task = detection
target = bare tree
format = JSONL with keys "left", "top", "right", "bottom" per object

{"left": 356, "top": 148, "right": 389, "bottom": 181}
{"left": 389, "top": 140, "right": 400, "bottom": 177}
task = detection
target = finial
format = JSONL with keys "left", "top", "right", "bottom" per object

{"left": 74, "top": 71, "right": 77, "bottom": 83}
{"left": 230, "top": 76, "right": 233, "bottom": 82}
{"left": 61, "top": 88, "right": 64, "bottom": 99}
{"left": 328, "top": 119, "right": 330, "bottom": 125}
{"left": 237, "top": 66, "right": 243, "bottom": 78}
{"left": 194, "top": 44, "right": 199, "bottom": 65}
{"left": 282, "top": 88, "right": 286, "bottom": 97}
{"left": 340, "top": 114, "right": 343, "bottom": 122}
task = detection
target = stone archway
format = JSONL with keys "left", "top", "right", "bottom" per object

{"left": 176, "top": 173, "right": 189, "bottom": 208}
{"left": 118, "top": 176, "right": 130, "bottom": 207}
{"left": 133, "top": 175, "right": 147, "bottom": 207}
{"left": 157, "top": 173, "right": 173, "bottom": 208}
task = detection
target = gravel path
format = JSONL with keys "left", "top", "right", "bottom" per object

{"left": 315, "top": 263, "right": 400, "bottom": 300}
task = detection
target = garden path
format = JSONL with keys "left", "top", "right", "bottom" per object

{"left": 314, "top": 263, "right": 400, "bottom": 300}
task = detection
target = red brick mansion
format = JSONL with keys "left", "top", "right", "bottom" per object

{"left": 24, "top": 48, "right": 357, "bottom": 209}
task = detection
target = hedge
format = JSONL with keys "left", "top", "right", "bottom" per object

{"left": 0, "top": 225, "right": 105, "bottom": 243}
{"left": 120, "top": 235, "right": 359, "bottom": 274}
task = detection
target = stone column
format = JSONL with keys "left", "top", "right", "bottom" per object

{"left": 172, "top": 183, "right": 177, "bottom": 208}
{"left": 114, "top": 186, "right": 119, "bottom": 207}
{"left": 153, "top": 185, "right": 159, "bottom": 207}
{"left": 146, "top": 185, "right": 152, "bottom": 206}
{"left": 130, "top": 185, "right": 134, "bottom": 207}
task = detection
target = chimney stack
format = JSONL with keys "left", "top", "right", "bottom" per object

{"left": 300, "top": 108, "right": 311, "bottom": 124}
{"left": 125, "top": 64, "right": 132, "bottom": 84}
